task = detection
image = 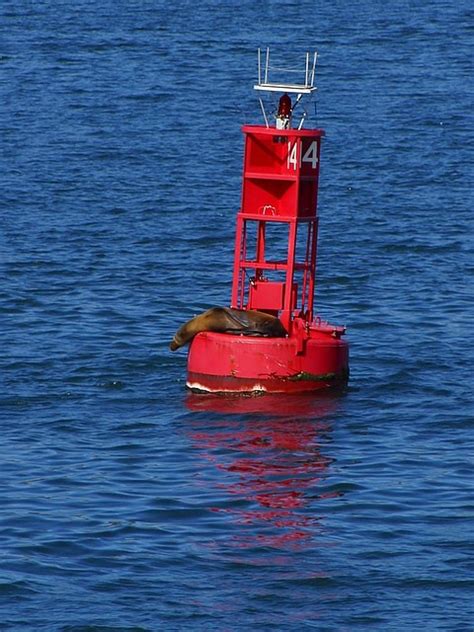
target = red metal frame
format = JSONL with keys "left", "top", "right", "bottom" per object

{"left": 231, "top": 125, "right": 324, "bottom": 332}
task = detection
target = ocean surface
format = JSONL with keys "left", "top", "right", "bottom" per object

{"left": 1, "top": 1, "right": 473, "bottom": 630}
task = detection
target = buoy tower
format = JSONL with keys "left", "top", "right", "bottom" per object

{"left": 187, "top": 49, "right": 349, "bottom": 393}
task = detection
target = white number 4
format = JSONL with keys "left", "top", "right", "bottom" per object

{"left": 287, "top": 141, "right": 298, "bottom": 170}
{"left": 302, "top": 141, "right": 318, "bottom": 169}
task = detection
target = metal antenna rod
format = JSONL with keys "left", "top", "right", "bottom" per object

{"left": 310, "top": 52, "right": 317, "bottom": 86}
{"left": 258, "top": 97, "right": 269, "bottom": 128}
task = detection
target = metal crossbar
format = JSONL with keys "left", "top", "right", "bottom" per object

{"left": 256, "top": 48, "right": 317, "bottom": 93}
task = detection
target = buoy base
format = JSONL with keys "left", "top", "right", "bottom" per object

{"left": 187, "top": 370, "right": 348, "bottom": 394}
{"left": 186, "top": 318, "right": 349, "bottom": 395}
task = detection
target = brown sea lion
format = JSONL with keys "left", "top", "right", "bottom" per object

{"left": 169, "top": 307, "right": 287, "bottom": 351}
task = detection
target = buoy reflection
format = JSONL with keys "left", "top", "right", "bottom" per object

{"left": 186, "top": 393, "right": 342, "bottom": 550}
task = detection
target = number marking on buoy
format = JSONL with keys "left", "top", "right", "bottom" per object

{"left": 287, "top": 140, "right": 319, "bottom": 171}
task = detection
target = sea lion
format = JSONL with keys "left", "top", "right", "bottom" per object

{"left": 169, "top": 307, "right": 287, "bottom": 351}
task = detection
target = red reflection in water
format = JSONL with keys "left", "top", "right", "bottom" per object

{"left": 186, "top": 391, "right": 340, "bottom": 417}
{"left": 186, "top": 393, "right": 342, "bottom": 550}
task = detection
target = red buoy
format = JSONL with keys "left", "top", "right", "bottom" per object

{"left": 185, "top": 49, "right": 349, "bottom": 394}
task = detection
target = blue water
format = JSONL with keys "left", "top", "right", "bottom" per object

{"left": 1, "top": 1, "right": 473, "bottom": 630}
